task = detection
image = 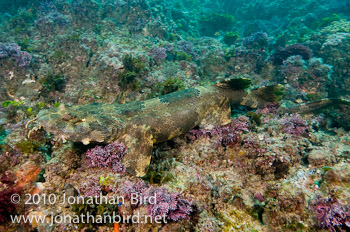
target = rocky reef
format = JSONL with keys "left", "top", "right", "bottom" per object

{"left": 0, "top": 0, "right": 350, "bottom": 231}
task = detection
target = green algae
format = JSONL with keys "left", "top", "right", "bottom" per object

{"left": 223, "top": 31, "right": 240, "bottom": 46}
{"left": 285, "top": 219, "right": 306, "bottom": 231}
{"left": 9, "top": 9, "right": 36, "bottom": 33}
{"left": 3, "top": 100, "right": 48, "bottom": 118}
{"left": 99, "top": 175, "right": 115, "bottom": 187}
{"left": 2, "top": 100, "right": 24, "bottom": 107}
{"left": 199, "top": 12, "right": 235, "bottom": 36}
{"left": 119, "top": 54, "right": 146, "bottom": 90}
{"left": 224, "top": 47, "right": 236, "bottom": 61}
{"left": 51, "top": 50, "right": 69, "bottom": 63}
{"left": 143, "top": 168, "right": 175, "bottom": 184}
{"left": 247, "top": 111, "right": 263, "bottom": 126}
{"left": 72, "top": 200, "right": 119, "bottom": 229}
{"left": 53, "top": 102, "right": 60, "bottom": 108}
{"left": 40, "top": 73, "right": 66, "bottom": 93}
{"left": 26, "top": 102, "right": 46, "bottom": 117}
{"left": 142, "top": 152, "right": 176, "bottom": 184}
{"left": 161, "top": 77, "right": 185, "bottom": 95}
{"left": 15, "top": 139, "right": 42, "bottom": 154}
{"left": 68, "top": 30, "right": 83, "bottom": 41}
{"left": 122, "top": 54, "right": 146, "bottom": 73}
{"left": 176, "top": 51, "right": 193, "bottom": 61}
{"left": 148, "top": 77, "right": 185, "bottom": 98}
{"left": 306, "top": 93, "right": 323, "bottom": 101}
{"left": 314, "top": 14, "right": 342, "bottom": 29}
{"left": 218, "top": 207, "right": 263, "bottom": 232}
{"left": 18, "top": 37, "right": 34, "bottom": 52}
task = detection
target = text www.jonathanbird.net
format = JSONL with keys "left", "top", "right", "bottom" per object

{"left": 10, "top": 192, "right": 167, "bottom": 226}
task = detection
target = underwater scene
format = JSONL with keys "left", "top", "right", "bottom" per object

{"left": 1, "top": 0, "right": 350, "bottom": 231}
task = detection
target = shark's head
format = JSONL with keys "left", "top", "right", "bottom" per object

{"left": 37, "top": 104, "right": 126, "bottom": 145}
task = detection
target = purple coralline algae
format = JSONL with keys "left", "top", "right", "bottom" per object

{"left": 280, "top": 114, "right": 309, "bottom": 136}
{"left": 242, "top": 32, "right": 269, "bottom": 50}
{"left": 177, "top": 40, "right": 197, "bottom": 56}
{"left": 149, "top": 47, "right": 167, "bottom": 63}
{"left": 118, "top": 180, "right": 193, "bottom": 221}
{"left": 0, "top": 43, "right": 31, "bottom": 67}
{"left": 187, "top": 116, "right": 250, "bottom": 147}
{"left": 311, "top": 197, "right": 350, "bottom": 232}
{"left": 80, "top": 177, "right": 102, "bottom": 197}
{"left": 119, "top": 180, "right": 148, "bottom": 208}
{"left": 35, "top": 12, "right": 69, "bottom": 28}
{"left": 281, "top": 55, "right": 306, "bottom": 83}
{"left": 0, "top": 187, "right": 20, "bottom": 223}
{"left": 146, "top": 187, "right": 193, "bottom": 221}
{"left": 85, "top": 142, "right": 127, "bottom": 173}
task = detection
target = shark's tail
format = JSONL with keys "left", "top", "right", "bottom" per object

{"left": 278, "top": 98, "right": 350, "bottom": 115}
{"left": 216, "top": 78, "right": 349, "bottom": 114}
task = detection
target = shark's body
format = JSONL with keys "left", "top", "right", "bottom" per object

{"left": 37, "top": 79, "right": 347, "bottom": 176}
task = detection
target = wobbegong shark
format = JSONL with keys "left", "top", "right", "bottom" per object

{"left": 36, "top": 78, "right": 349, "bottom": 176}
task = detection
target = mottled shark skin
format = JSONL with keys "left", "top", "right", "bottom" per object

{"left": 37, "top": 79, "right": 283, "bottom": 177}
{"left": 278, "top": 98, "right": 350, "bottom": 115}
